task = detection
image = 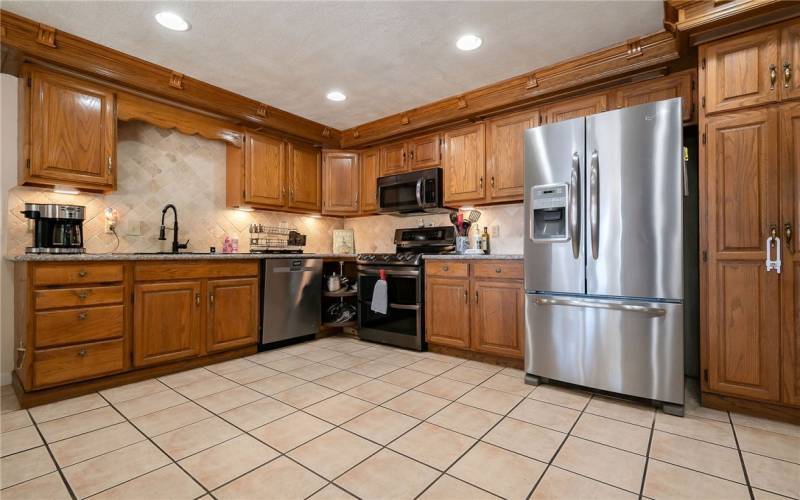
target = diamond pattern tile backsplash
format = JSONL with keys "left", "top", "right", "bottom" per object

{"left": 5, "top": 121, "right": 524, "bottom": 256}
{"left": 5, "top": 122, "right": 343, "bottom": 255}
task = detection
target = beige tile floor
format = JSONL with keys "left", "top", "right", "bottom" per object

{"left": 1, "top": 335, "right": 798, "bottom": 500}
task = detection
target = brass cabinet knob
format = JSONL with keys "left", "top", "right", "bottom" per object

{"left": 78, "top": 350, "right": 87, "bottom": 357}
{"left": 78, "top": 270, "right": 88, "bottom": 277}
{"left": 78, "top": 312, "right": 87, "bottom": 320}
{"left": 443, "top": 264, "right": 449, "bottom": 271}
{"left": 495, "top": 267, "right": 502, "bottom": 273}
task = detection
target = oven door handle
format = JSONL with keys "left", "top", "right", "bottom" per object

{"left": 389, "top": 303, "right": 420, "bottom": 310}
{"left": 358, "top": 269, "right": 420, "bottom": 277}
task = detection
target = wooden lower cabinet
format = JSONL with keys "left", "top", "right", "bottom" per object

{"left": 472, "top": 280, "right": 525, "bottom": 358}
{"left": 133, "top": 281, "right": 203, "bottom": 367}
{"left": 207, "top": 278, "right": 259, "bottom": 352}
{"left": 426, "top": 260, "right": 524, "bottom": 359}
{"left": 425, "top": 277, "right": 471, "bottom": 349}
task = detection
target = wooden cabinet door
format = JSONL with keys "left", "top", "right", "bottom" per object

{"left": 544, "top": 93, "right": 607, "bottom": 124}
{"left": 471, "top": 280, "right": 524, "bottom": 359}
{"left": 486, "top": 110, "right": 539, "bottom": 203}
{"left": 322, "top": 151, "right": 360, "bottom": 215}
{"left": 613, "top": 71, "right": 695, "bottom": 121}
{"left": 409, "top": 133, "right": 441, "bottom": 170}
{"left": 704, "top": 108, "right": 781, "bottom": 402}
{"left": 443, "top": 123, "right": 486, "bottom": 204}
{"left": 781, "top": 19, "right": 800, "bottom": 102}
{"left": 425, "top": 277, "right": 471, "bottom": 349}
{"left": 287, "top": 142, "right": 321, "bottom": 211}
{"left": 780, "top": 102, "right": 800, "bottom": 405}
{"left": 702, "top": 28, "right": 779, "bottom": 113}
{"left": 244, "top": 132, "right": 285, "bottom": 208}
{"left": 28, "top": 68, "right": 115, "bottom": 187}
{"left": 207, "top": 278, "right": 259, "bottom": 353}
{"left": 133, "top": 281, "right": 202, "bottom": 367}
{"left": 360, "top": 148, "right": 379, "bottom": 214}
{"left": 380, "top": 141, "right": 408, "bottom": 176}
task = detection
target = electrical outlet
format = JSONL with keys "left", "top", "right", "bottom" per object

{"left": 127, "top": 220, "right": 142, "bottom": 236}
{"left": 491, "top": 225, "right": 500, "bottom": 238}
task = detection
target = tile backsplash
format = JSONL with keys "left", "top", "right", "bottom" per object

{"left": 5, "top": 121, "right": 342, "bottom": 255}
{"left": 5, "top": 121, "right": 524, "bottom": 256}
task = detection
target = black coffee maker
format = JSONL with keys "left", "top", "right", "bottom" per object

{"left": 21, "top": 203, "right": 86, "bottom": 254}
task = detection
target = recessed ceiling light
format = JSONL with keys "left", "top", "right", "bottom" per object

{"left": 456, "top": 34, "right": 482, "bottom": 51}
{"left": 326, "top": 91, "right": 347, "bottom": 102}
{"left": 155, "top": 12, "right": 190, "bottom": 31}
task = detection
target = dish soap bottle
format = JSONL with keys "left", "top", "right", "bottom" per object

{"left": 480, "top": 226, "right": 490, "bottom": 254}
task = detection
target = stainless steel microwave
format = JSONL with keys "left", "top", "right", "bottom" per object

{"left": 377, "top": 167, "right": 448, "bottom": 216}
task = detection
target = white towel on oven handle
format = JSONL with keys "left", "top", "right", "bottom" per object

{"left": 370, "top": 269, "right": 388, "bottom": 315}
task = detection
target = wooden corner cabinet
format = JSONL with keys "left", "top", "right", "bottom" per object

{"left": 227, "top": 131, "right": 321, "bottom": 213}
{"left": 19, "top": 65, "right": 117, "bottom": 192}
{"left": 13, "top": 259, "right": 259, "bottom": 407}
{"left": 322, "top": 150, "right": 360, "bottom": 215}
{"left": 699, "top": 18, "right": 800, "bottom": 420}
{"left": 425, "top": 260, "right": 524, "bottom": 360}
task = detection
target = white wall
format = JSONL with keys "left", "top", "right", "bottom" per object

{"left": 1, "top": 74, "right": 19, "bottom": 386}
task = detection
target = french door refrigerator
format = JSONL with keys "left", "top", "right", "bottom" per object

{"left": 523, "top": 98, "right": 684, "bottom": 415}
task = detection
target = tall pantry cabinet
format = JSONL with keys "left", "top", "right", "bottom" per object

{"left": 700, "top": 18, "right": 800, "bottom": 416}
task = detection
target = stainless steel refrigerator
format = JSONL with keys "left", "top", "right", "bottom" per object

{"left": 523, "top": 98, "right": 684, "bottom": 415}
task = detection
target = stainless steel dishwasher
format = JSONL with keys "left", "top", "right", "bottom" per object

{"left": 261, "top": 258, "right": 322, "bottom": 345}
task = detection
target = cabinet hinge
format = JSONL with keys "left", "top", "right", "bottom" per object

{"left": 701, "top": 133, "right": 706, "bottom": 145}
{"left": 701, "top": 96, "right": 705, "bottom": 108}
{"left": 701, "top": 58, "right": 706, "bottom": 70}
{"left": 703, "top": 369, "right": 708, "bottom": 383}
{"left": 702, "top": 250, "right": 707, "bottom": 262}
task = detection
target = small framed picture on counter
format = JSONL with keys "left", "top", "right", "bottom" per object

{"left": 332, "top": 229, "right": 355, "bottom": 254}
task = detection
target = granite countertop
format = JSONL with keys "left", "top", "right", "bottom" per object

{"left": 423, "top": 254, "right": 523, "bottom": 260}
{"left": 5, "top": 252, "right": 357, "bottom": 262}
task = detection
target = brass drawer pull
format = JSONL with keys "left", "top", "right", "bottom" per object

{"left": 784, "top": 62, "right": 792, "bottom": 89}
{"left": 770, "top": 64, "right": 777, "bottom": 90}
{"left": 75, "top": 290, "right": 91, "bottom": 300}
{"left": 495, "top": 267, "right": 502, "bottom": 273}
{"left": 78, "top": 270, "right": 88, "bottom": 278}
{"left": 78, "top": 349, "right": 87, "bottom": 357}
{"left": 443, "top": 264, "right": 449, "bottom": 271}
{"left": 78, "top": 312, "right": 88, "bottom": 320}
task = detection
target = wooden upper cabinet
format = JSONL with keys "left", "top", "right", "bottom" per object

{"left": 287, "top": 142, "right": 321, "bottom": 211}
{"left": 25, "top": 67, "right": 116, "bottom": 190}
{"left": 443, "top": 123, "right": 486, "bottom": 204}
{"left": 379, "top": 141, "right": 408, "bottom": 176}
{"left": 486, "top": 110, "right": 539, "bottom": 203}
{"left": 409, "top": 133, "right": 441, "bottom": 170}
{"left": 322, "top": 151, "right": 360, "bottom": 215}
{"left": 244, "top": 132, "right": 285, "bottom": 208}
{"left": 133, "top": 281, "right": 202, "bottom": 367}
{"left": 425, "top": 276, "right": 471, "bottom": 349}
{"left": 544, "top": 93, "right": 607, "bottom": 124}
{"left": 780, "top": 102, "right": 800, "bottom": 405}
{"left": 472, "top": 279, "right": 524, "bottom": 359}
{"left": 781, "top": 19, "right": 800, "bottom": 102}
{"left": 704, "top": 108, "right": 781, "bottom": 402}
{"left": 360, "top": 148, "right": 379, "bottom": 214}
{"left": 206, "top": 278, "right": 259, "bottom": 353}
{"left": 613, "top": 71, "right": 695, "bottom": 121}
{"left": 702, "top": 27, "right": 779, "bottom": 113}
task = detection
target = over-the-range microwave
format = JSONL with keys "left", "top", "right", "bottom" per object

{"left": 377, "top": 167, "right": 449, "bottom": 216}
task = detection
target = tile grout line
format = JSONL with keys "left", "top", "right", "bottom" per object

{"left": 25, "top": 409, "right": 79, "bottom": 500}
{"left": 728, "top": 412, "right": 755, "bottom": 500}
{"left": 525, "top": 391, "right": 594, "bottom": 499}
{"left": 637, "top": 410, "right": 657, "bottom": 499}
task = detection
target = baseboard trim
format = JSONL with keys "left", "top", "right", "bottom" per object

{"left": 701, "top": 391, "right": 800, "bottom": 424}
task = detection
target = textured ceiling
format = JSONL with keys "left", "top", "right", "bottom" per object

{"left": 3, "top": 1, "right": 664, "bottom": 130}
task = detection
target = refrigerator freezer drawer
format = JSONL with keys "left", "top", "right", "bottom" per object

{"left": 525, "top": 294, "right": 684, "bottom": 405}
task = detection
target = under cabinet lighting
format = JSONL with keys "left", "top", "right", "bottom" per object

{"left": 155, "top": 12, "right": 190, "bottom": 32}
{"left": 52, "top": 185, "right": 80, "bottom": 195}
{"left": 326, "top": 91, "right": 347, "bottom": 102}
{"left": 237, "top": 206, "right": 255, "bottom": 212}
{"left": 456, "top": 34, "right": 482, "bottom": 51}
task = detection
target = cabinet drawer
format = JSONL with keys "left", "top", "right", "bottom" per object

{"left": 34, "top": 285, "right": 124, "bottom": 310}
{"left": 35, "top": 305, "right": 124, "bottom": 348}
{"left": 426, "top": 261, "right": 469, "bottom": 278}
{"left": 33, "top": 264, "right": 124, "bottom": 286}
{"left": 33, "top": 339, "right": 124, "bottom": 387}
{"left": 473, "top": 261, "right": 523, "bottom": 280}
{"left": 134, "top": 261, "right": 259, "bottom": 281}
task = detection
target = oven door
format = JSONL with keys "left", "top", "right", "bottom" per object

{"left": 357, "top": 266, "right": 423, "bottom": 350}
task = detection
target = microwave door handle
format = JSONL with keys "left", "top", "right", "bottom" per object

{"left": 415, "top": 179, "right": 423, "bottom": 206}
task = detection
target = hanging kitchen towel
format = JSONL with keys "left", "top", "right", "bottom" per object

{"left": 371, "top": 269, "right": 388, "bottom": 314}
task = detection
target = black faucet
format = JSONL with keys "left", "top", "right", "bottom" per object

{"left": 159, "top": 204, "right": 189, "bottom": 253}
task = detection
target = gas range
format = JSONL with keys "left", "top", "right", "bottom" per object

{"left": 355, "top": 226, "right": 456, "bottom": 268}
{"left": 356, "top": 252, "right": 428, "bottom": 266}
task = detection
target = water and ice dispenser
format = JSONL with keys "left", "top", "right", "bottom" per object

{"left": 531, "top": 183, "right": 569, "bottom": 242}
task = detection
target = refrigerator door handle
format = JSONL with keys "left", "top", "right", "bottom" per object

{"left": 589, "top": 150, "right": 599, "bottom": 260}
{"left": 532, "top": 296, "right": 667, "bottom": 317}
{"left": 570, "top": 152, "right": 581, "bottom": 259}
